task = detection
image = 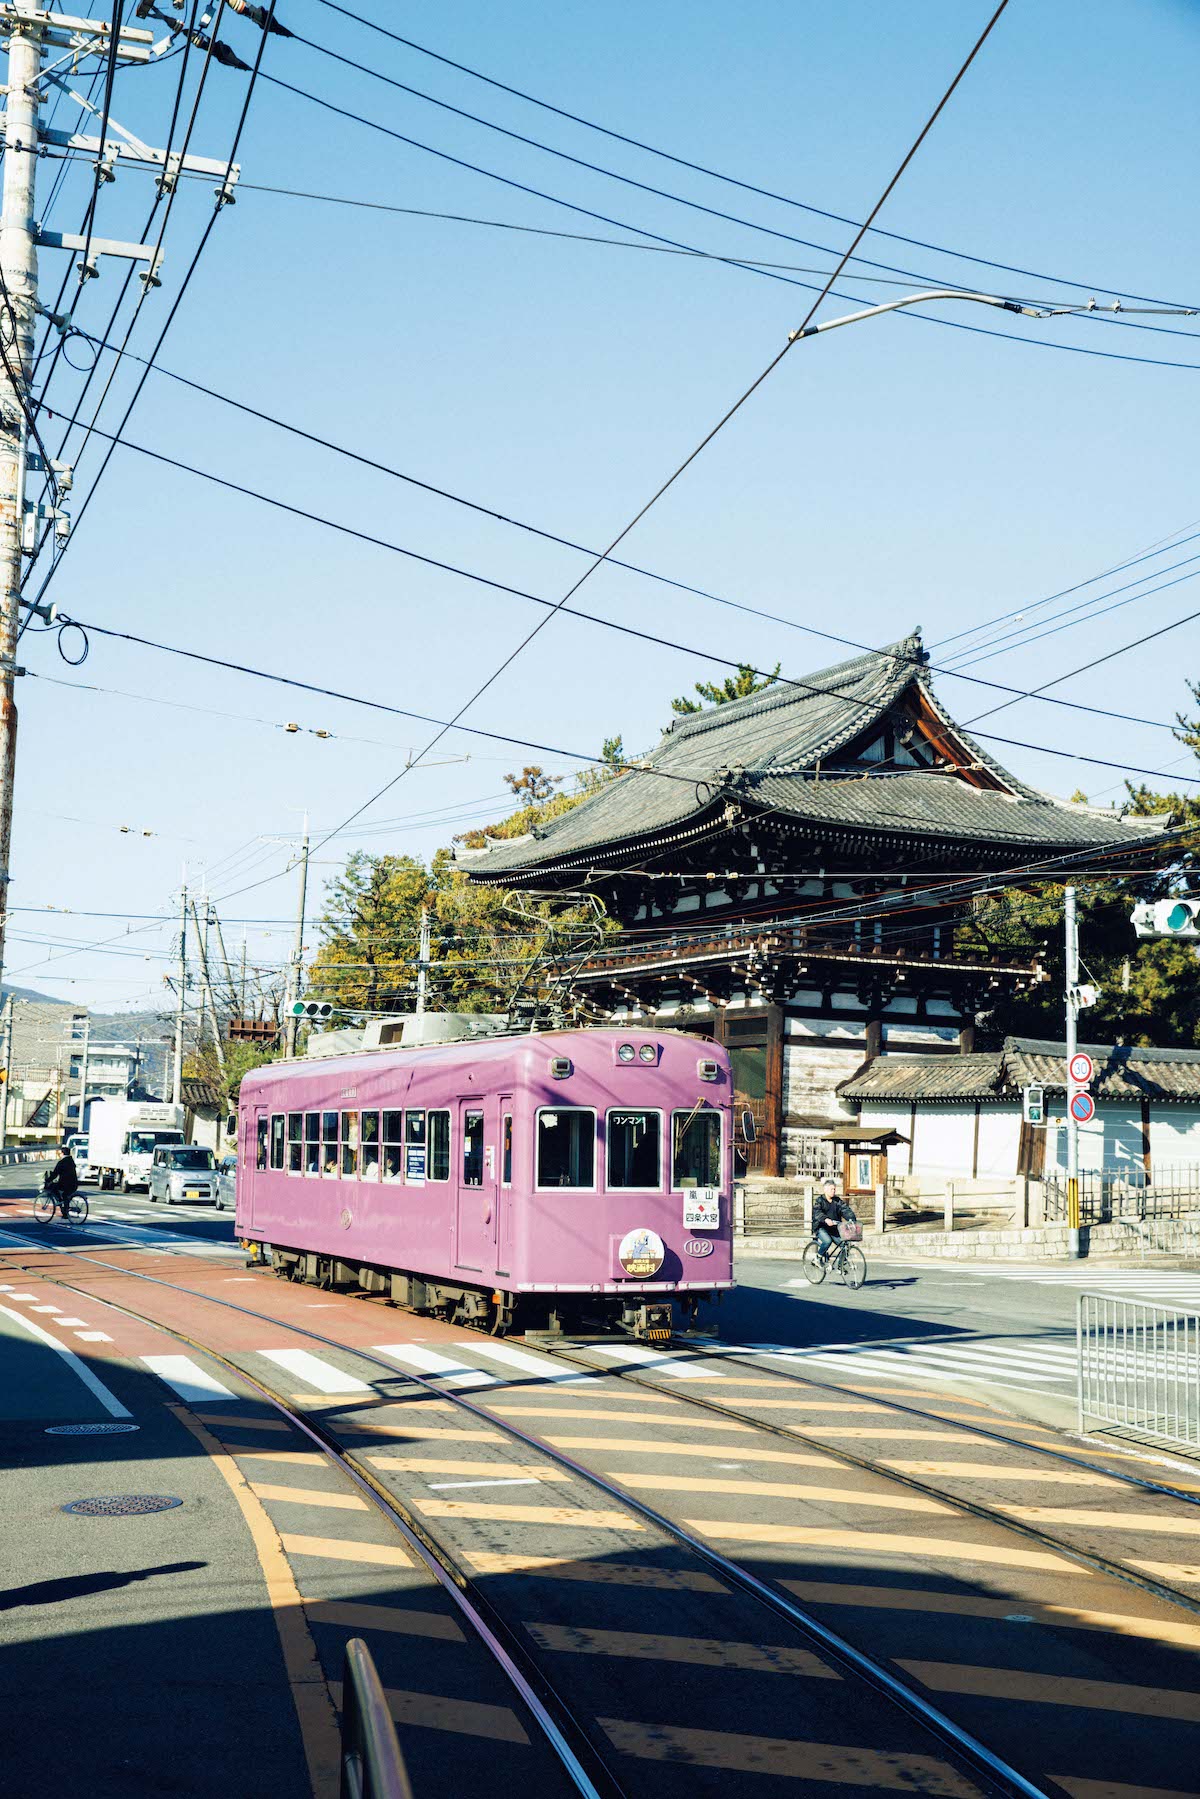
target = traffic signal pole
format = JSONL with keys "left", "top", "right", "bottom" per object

{"left": 284, "top": 814, "right": 310, "bottom": 1057}
{"left": 1064, "top": 884, "right": 1081, "bottom": 1253}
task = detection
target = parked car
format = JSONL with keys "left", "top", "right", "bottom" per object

{"left": 215, "top": 1153, "right": 237, "bottom": 1212}
{"left": 148, "top": 1145, "right": 218, "bottom": 1206}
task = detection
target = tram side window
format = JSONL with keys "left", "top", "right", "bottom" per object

{"left": 672, "top": 1110, "right": 721, "bottom": 1188}
{"left": 341, "top": 1111, "right": 359, "bottom": 1178}
{"left": 502, "top": 1114, "right": 512, "bottom": 1186}
{"left": 462, "top": 1111, "right": 484, "bottom": 1187}
{"left": 287, "top": 1113, "right": 302, "bottom": 1173}
{"left": 270, "top": 1114, "right": 285, "bottom": 1170}
{"left": 537, "top": 1109, "right": 595, "bottom": 1189}
{"left": 304, "top": 1113, "right": 320, "bottom": 1175}
{"left": 428, "top": 1109, "right": 450, "bottom": 1182}
{"left": 405, "top": 1110, "right": 426, "bottom": 1184}
{"left": 256, "top": 1117, "right": 268, "bottom": 1170}
{"left": 382, "top": 1111, "right": 403, "bottom": 1182}
{"left": 322, "top": 1110, "right": 339, "bottom": 1176}
{"left": 607, "top": 1110, "right": 661, "bottom": 1190}
{"left": 360, "top": 1110, "right": 380, "bottom": 1179}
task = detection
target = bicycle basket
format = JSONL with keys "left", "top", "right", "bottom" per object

{"left": 837, "top": 1221, "right": 863, "bottom": 1242}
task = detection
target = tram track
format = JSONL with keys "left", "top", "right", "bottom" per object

{"left": 524, "top": 1336, "right": 1200, "bottom": 1623}
{"left": 3, "top": 1238, "right": 1058, "bottom": 1799}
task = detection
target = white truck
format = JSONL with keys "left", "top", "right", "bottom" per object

{"left": 88, "top": 1100, "right": 186, "bottom": 1192}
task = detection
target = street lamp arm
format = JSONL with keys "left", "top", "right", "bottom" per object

{"left": 788, "top": 288, "right": 1044, "bottom": 343}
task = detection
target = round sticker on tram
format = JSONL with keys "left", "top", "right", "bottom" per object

{"left": 683, "top": 1238, "right": 714, "bottom": 1258}
{"left": 618, "top": 1227, "right": 666, "bottom": 1278}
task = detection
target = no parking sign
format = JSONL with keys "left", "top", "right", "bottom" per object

{"left": 1069, "top": 1090, "right": 1096, "bottom": 1124}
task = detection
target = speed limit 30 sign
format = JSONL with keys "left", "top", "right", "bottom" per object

{"left": 1067, "top": 1051, "right": 1094, "bottom": 1086}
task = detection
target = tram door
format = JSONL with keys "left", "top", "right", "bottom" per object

{"left": 454, "top": 1098, "right": 495, "bottom": 1274}
{"left": 495, "top": 1096, "right": 513, "bottom": 1279}
{"left": 245, "top": 1105, "right": 267, "bottom": 1228}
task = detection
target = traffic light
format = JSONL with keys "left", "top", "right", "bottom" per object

{"left": 290, "top": 1000, "right": 333, "bottom": 1020}
{"left": 1131, "top": 899, "right": 1200, "bottom": 941}
{"left": 1022, "top": 1083, "right": 1045, "bottom": 1126}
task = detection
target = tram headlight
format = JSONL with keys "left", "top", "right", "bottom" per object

{"left": 638, "top": 1044, "right": 657, "bottom": 1064}
{"left": 617, "top": 1043, "right": 636, "bottom": 1063}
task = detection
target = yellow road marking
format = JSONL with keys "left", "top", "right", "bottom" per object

{"left": 781, "top": 1579, "right": 1200, "bottom": 1651}
{"left": 546, "top": 1436, "right": 840, "bottom": 1467}
{"left": 416, "top": 1497, "right": 641, "bottom": 1529}
{"left": 1132, "top": 1560, "right": 1200, "bottom": 1583}
{"left": 331, "top": 1680, "right": 528, "bottom": 1745}
{"left": 466, "top": 1551, "right": 723, "bottom": 1592}
{"left": 597, "top": 1718, "right": 982, "bottom": 1793}
{"left": 525, "top": 1622, "right": 836, "bottom": 1678}
{"left": 170, "top": 1407, "right": 340, "bottom": 1799}
{"left": 367, "top": 1456, "right": 570, "bottom": 1481}
{"left": 703, "top": 1399, "right": 891, "bottom": 1412}
{"left": 613, "top": 1472, "right": 954, "bottom": 1514}
{"left": 689, "top": 1519, "right": 1080, "bottom": 1572}
{"left": 486, "top": 1405, "right": 753, "bottom": 1431}
{"left": 251, "top": 1483, "right": 370, "bottom": 1511}
{"left": 304, "top": 1598, "right": 463, "bottom": 1642}
{"left": 237, "top": 1451, "right": 332, "bottom": 1468}
{"left": 885, "top": 1462, "right": 1123, "bottom": 1487}
{"left": 347, "top": 1422, "right": 505, "bottom": 1443}
{"left": 288, "top": 1392, "right": 374, "bottom": 1403}
{"left": 901, "top": 1659, "right": 1200, "bottom": 1723}
{"left": 1053, "top": 1780, "right": 1200, "bottom": 1798}
{"left": 281, "top": 1532, "right": 412, "bottom": 1567}
{"left": 1000, "top": 1506, "right": 1200, "bottom": 1536}
{"left": 801, "top": 1428, "right": 992, "bottom": 1443}
{"left": 194, "top": 1412, "right": 292, "bottom": 1433}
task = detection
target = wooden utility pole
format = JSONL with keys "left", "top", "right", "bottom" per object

{"left": 284, "top": 815, "right": 310, "bottom": 1057}
{"left": 172, "top": 878, "right": 187, "bottom": 1106}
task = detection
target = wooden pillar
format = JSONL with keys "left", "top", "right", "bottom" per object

{"left": 764, "top": 1003, "right": 783, "bottom": 1178}
{"left": 1140, "top": 1097, "right": 1152, "bottom": 1179}
{"left": 864, "top": 1017, "right": 883, "bottom": 1062}
{"left": 959, "top": 1022, "right": 976, "bottom": 1054}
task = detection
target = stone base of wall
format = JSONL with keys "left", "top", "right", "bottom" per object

{"left": 739, "top": 1219, "right": 1192, "bottom": 1261}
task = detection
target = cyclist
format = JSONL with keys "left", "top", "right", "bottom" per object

{"left": 45, "top": 1144, "right": 79, "bottom": 1221}
{"left": 813, "top": 1177, "right": 858, "bottom": 1262}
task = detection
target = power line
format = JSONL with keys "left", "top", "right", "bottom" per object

{"left": 314, "top": 0, "right": 1199, "bottom": 315}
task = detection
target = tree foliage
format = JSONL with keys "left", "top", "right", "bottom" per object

{"left": 671, "top": 662, "right": 781, "bottom": 717}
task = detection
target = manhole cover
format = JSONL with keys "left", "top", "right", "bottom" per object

{"left": 46, "top": 1423, "right": 140, "bottom": 1437}
{"left": 61, "top": 1494, "right": 182, "bottom": 1517}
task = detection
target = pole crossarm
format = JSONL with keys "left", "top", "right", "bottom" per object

{"left": 788, "top": 287, "right": 1197, "bottom": 344}
{"left": 0, "top": 5, "right": 153, "bottom": 60}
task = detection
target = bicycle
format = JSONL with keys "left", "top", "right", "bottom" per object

{"left": 801, "top": 1232, "right": 866, "bottom": 1289}
{"left": 33, "top": 1185, "right": 88, "bottom": 1226}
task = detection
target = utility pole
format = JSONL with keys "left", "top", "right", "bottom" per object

{"left": 1064, "top": 885, "right": 1080, "bottom": 1255}
{"left": 190, "top": 898, "right": 226, "bottom": 1077}
{"left": 415, "top": 906, "right": 431, "bottom": 1021}
{"left": 75, "top": 1010, "right": 89, "bottom": 1135}
{"left": 284, "top": 813, "right": 310, "bottom": 1058}
{"left": 209, "top": 904, "right": 238, "bottom": 1015}
{"left": 172, "top": 876, "right": 187, "bottom": 1106}
{"left": 0, "top": 993, "right": 12, "bottom": 1147}
{"left": 0, "top": 7, "right": 236, "bottom": 1002}
{"left": 239, "top": 931, "right": 247, "bottom": 1017}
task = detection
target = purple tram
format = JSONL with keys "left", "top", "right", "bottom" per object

{"left": 236, "top": 1028, "right": 735, "bottom": 1338}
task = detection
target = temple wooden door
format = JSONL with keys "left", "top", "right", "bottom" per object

{"left": 716, "top": 1006, "right": 782, "bottom": 1177}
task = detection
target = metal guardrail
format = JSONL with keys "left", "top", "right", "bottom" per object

{"left": 1078, "top": 1291, "right": 1200, "bottom": 1451}
{"left": 1046, "top": 1163, "right": 1200, "bottom": 1225}
{"left": 340, "top": 1638, "right": 413, "bottom": 1799}
{"left": 0, "top": 1148, "right": 53, "bottom": 1164}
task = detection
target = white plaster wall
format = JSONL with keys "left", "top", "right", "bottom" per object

{"left": 975, "top": 1108, "right": 1020, "bottom": 1178}
{"left": 1147, "top": 1111, "right": 1200, "bottom": 1171}
{"left": 907, "top": 1104, "right": 977, "bottom": 1178}
{"left": 1043, "top": 1106, "right": 1144, "bottom": 1174}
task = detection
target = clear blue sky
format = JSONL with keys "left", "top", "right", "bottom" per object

{"left": 10, "top": 0, "right": 1200, "bottom": 1008}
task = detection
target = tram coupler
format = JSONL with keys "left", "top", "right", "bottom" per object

{"left": 632, "top": 1302, "right": 674, "bottom": 1342}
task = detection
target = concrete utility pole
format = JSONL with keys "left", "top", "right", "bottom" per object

{"left": 172, "top": 877, "right": 187, "bottom": 1106}
{"left": 0, "top": 993, "right": 12, "bottom": 1146}
{"left": 0, "top": 7, "right": 236, "bottom": 1002}
{"left": 1064, "top": 885, "right": 1080, "bottom": 1252}
{"left": 191, "top": 899, "right": 226, "bottom": 1077}
{"left": 415, "top": 907, "right": 431, "bottom": 1021}
{"left": 284, "top": 815, "right": 310, "bottom": 1057}
{"left": 75, "top": 1011, "right": 89, "bottom": 1135}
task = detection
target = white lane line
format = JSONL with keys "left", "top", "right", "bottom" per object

{"left": 74, "top": 1331, "right": 113, "bottom": 1343}
{"left": 141, "top": 1353, "right": 242, "bottom": 1403}
{"left": 31, "top": 1305, "right": 60, "bottom": 1314}
{"left": 8, "top": 1292, "right": 36, "bottom": 1301}
{"left": 54, "top": 1318, "right": 87, "bottom": 1327}
{"left": 463, "top": 1341, "right": 589, "bottom": 1384}
{"left": 373, "top": 1344, "right": 494, "bottom": 1388}
{"left": 589, "top": 1343, "right": 724, "bottom": 1379}
{"left": 258, "top": 1347, "right": 372, "bottom": 1393}
{"left": 0, "top": 1302, "right": 131, "bottom": 1418}
{"left": 427, "top": 1478, "right": 541, "bottom": 1490}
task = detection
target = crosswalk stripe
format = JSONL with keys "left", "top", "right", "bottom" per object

{"left": 142, "top": 1353, "right": 241, "bottom": 1403}
{"left": 259, "top": 1348, "right": 372, "bottom": 1394}
{"left": 781, "top": 1580, "right": 1200, "bottom": 1650}
{"left": 900, "top": 1658, "right": 1200, "bottom": 1722}
{"left": 281, "top": 1532, "right": 412, "bottom": 1567}
{"left": 1001, "top": 1506, "right": 1200, "bottom": 1537}
{"left": 525, "top": 1622, "right": 835, "bottom": 1678}
{"left": 465, "top": 1550, "right": 724, "bottom": 1590}
{"left": 690, "top": 1519, "right": 1079, "bottom": 1572}
{"left": 417, "top": 1497, "right": 641, "bottom": 1529}
{"left": 614, "top": 1473, "right": 954, "bottom": 1513}
{"left": 251, "top": 1482, "right": 369, "bottom": 1511}
{"left": 373, "top": 1344, "right": 495, "bottom": 1388}
{"left": 331, "top": 1680, "right": 528, "bottom": 1746}
{"left": 598, "top": 1718, "right": 977, "bottom": 1790}
{"left": 589, "top": 1343, "right": 724, "bottom": 1379}
{"left": 487, "top": 1405, "right": 753, "bottom": 1430}
{"left": 369, "top": 1456, "right": 570, "bottom": 1482}
{"left": 884, "top": 1461, "right": 1122, "bottom": 1487}
{"left": 463, "top": 1341, "right": 588, "bottom": 1384}
{"left": 546, "top": 1436, "right": 838, "bottom": 1467}
{"left": 304, "top": 1598, "right": 463, "bottom": 1642}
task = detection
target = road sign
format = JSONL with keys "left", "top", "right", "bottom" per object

{"left": 291, "top": 1000, "right": 332, "bottom": 1020}
{"left": 1067, "top": 1051, "right": 1094, "bottom": 1086}
{"left": 1022, "top": 1083, "right": 1045, "bottom": 1126}
{"left": 1069, "top": 1091, "right": 1095, "bottom": 1124}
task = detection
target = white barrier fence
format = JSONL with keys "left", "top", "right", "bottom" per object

{"left": 0, "top": 1147, "right": 53, "bottom": 1164}
{"left": 1078, "top": 1292, "right": 1200, "bottom": 1451}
